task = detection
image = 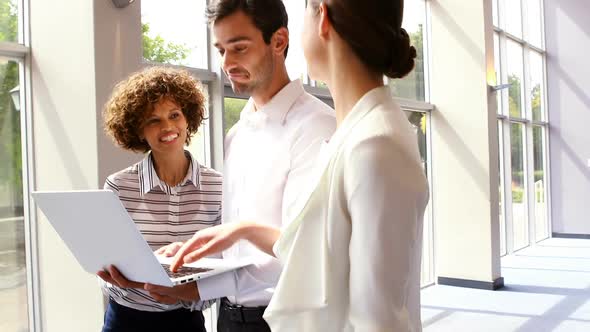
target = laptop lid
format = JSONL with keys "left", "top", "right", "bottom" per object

{"left": 32, "top": 190, "right": 252, "bottom": 287}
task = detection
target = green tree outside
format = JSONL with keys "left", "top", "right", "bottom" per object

{"left": 142, "top": 22, "right": 190, "bottom": 64}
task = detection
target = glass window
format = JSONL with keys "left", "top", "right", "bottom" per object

{"left": 525, "top": 0, "right": 543, "bottom": 48}
{"left": 510, "top": 122, "right": 528, "bottom": 250}
{"left": 389, "top": 0, "right": 426, "bottom": 101}
{"left": 506, "top": 40, "right": 524, "bottom": 118}
{"left": 224, "top": 97, "right": 247, "bottom": 136}
{"left": 141, "top": 0, "right": 208, "bottom": 69}
{"left": 504, "top": 0, "right": 523, "bottom": 38}
{"left": 0, "top": 0, "right": 19, "bottom": 43}
{"left": 494, "top": 32, "right": 502, "bottom": 114}
{"left": 284, "top": 0, "right": 306, "bottom": 82}
{"left": 0, "top": 58, "right": 28, "bottom": 332}
{"left": 492, "top": 0, "right": 499, "bottom": 28}
{"left": 533, "top": 126, "right": 548, "bottom": 241}
{"left": 404, "top": 111, "right": 432, "bottom": 286}
{"left": 529, "top": 50, "right": 544, "bottom": 121}
{"left": 498, "top": 121, "right": 506, "bottom": 256}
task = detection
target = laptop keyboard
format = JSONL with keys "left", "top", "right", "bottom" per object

{"left": 160, "top": 263, "right": 212, "bottom": 279}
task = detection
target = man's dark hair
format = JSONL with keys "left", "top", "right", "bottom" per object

{"left": 206, "top": 0, "right": 289, "bottom": 57}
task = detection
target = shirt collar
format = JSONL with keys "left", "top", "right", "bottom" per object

{"left": 138, "top": 150, "right": 200, "bottom": 196}
{"left": 240, "top": 79, "right": 305, "bottom": 127}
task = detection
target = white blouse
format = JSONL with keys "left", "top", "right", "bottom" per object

{"left": 264, "top": 86, "right": 429, "bottom": 332}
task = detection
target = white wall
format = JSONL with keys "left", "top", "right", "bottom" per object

{"left": 544, "top": 0, "right": 590, "bottom": 235}
{"left": 429, "top": 0, "right": 502, "bottom": 283}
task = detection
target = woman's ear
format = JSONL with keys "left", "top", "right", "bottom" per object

{"left": 318, "top": 2, "right": 331, "bottom": 40}
{"left": 272, "top": 27, "right": 289, "bottom": 57}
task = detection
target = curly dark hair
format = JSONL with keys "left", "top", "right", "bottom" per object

{"left": 103, "top": 66, "right": 206, "bottom": 153}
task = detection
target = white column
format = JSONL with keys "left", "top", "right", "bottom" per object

{"left": 429, "top": 0, "right": 502, "bottom": 288}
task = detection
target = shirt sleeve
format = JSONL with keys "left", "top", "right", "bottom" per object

{"left": 281, "top": 112, "right": 335, "bottom": 226}
{"left": 344, "top": 137, "right": 429, "bottom": 331}
{"left": 195, "top": 270, "right": 237, "bottom": 301}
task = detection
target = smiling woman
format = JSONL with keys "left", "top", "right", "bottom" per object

{"left": 98, "top": 66, "right": 222, "bottom": 332}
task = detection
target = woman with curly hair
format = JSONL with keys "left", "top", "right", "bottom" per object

{"left": 97, "top": 66, "right": 221, "bottom": 332}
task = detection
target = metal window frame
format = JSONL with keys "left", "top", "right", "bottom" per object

{"left": 494, "top": 0, "right": 551, "bottom": 257}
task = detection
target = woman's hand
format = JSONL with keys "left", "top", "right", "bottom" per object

{"left": 97, "top": 265, "right": 145, "bottom": 289}
{"left": 155, "top": 242, "right": 184, "bottom": 257}
{"left": 170, "top": 223, "right": 244, "bottom": 272}
{"left": 144, "top": 282, "right": 199, "bottom": 305}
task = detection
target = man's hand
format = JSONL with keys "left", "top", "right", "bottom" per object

{"left": 97, "top": 265, "right": 145, "bottom": 289}
{"left": 144, "top": 282, "right": 200, "bottom": 305}
{"left": 171, "top": 223, "right": 244, "bottom": 272}
{"left": 155, "top": 242, "right": 184, "bottom": 257}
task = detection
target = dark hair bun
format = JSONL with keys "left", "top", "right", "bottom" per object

{"left": 385, "top": 28, "right": 417, "bottom": 79}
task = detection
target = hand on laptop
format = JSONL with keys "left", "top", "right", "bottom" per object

{"left": 144, "top": 282, "right": 200, "bottom": 304}
{"left": 155, "top": 242, "right": 184, "bottom": 257}
{"left": 97, "top": 265, "right": 145, "bottom": 289}
{"left": 170, "top": 223, "right": 243, "bottom": 272}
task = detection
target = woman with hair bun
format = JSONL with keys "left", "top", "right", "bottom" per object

{"left": 169, "top": 0, "right": 429, "bottom": 330}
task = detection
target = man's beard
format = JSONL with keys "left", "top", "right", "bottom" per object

{"left": 229, "top": 50, "right": 274, "bottom": 96}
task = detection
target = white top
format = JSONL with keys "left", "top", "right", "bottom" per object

{"left": 196, "top": 79, "right": 336, "bottom": 306}
{"left": 264, "top": 86, "right": 429, "bottom": 331}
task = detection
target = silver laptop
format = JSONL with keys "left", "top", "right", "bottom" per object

{"left": 32, "top": 190, "right": 251, "bottom": 287}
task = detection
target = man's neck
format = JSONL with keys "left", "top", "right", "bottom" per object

{"left": 251, "top": 67, "right": 291, "bottom": 109}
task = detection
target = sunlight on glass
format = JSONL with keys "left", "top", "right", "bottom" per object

{"left": 504, "top": 0, "right": 522, "bottom": 38}
{"left": 141, "top": 0, "right": 208, "bottom": 68}
{"left": 533, "top": 126, "right": 548, "bottom": 241}
{"left": 404, "top": 111, "right": 432, "bottom": 286}
{"left": 389, "top": 0, "right": 426, "bottom": 102}
{"left": 492, "top": 0, "right": 499, "bottom": 28}
{"left": 529, "top": 51, "right": 544, "bottom": 121}
{"left": 498, "top": 121, "right": 507, "bottom": 256}
{"left": 0, "top": 58, "right": 28, "bottom": 332}
{"left": 506, "top": 40, "right": 524, "bottom": 118}
{"left": 511, "top": 122, "right": 528, "bottom": 250}
{"left": 525, "top": 0, "right": 543, "bottom": 48}
{"left": 283, "top": 0, "right": 306, "bottom": 83}
{"left": 494, "top": 33, "right": 502, "bottom": 115}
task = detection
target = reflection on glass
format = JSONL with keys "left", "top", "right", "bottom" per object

{"left": 224, "top": 97, "right": 248, "bottom": 136}
{"left": 284, "top": 0, "right": 306, "bottom": 82}
{"left": 0, "top": 0, "right": 19, "bottom": 43}
{"left": 404, "top": 111, "right": 431, "bottom": 286}
{"left": 492, "top": 0, "right": 499, "bottom": 27}
{"left": 494, "top": 33, "right": 502, "bottom": 115}
{"left": 506, "top": 40, "right": 524, "bottom": 118}
{"left": 504, "top": 0, "right": 522, "bottom": 38}
{"left": 529, "top": 51, "right": 544, "bottom": 121}
{"left": 498, "top": 121, "right": 506, "bottom": 256}
{"left": 389, "top": 0, "right": 426, "bottom": 101}
{"left": 141, "top": 0, "right": 208, "bottom": 68}
{"left": 525, "top": 0, "right": 543, "bottom": 48}
{"left": 0, "top": 59, "right": 28, "bottom": 332}
{"left": 533, "top": 126, "right": 548, "bottom": 241}
{"left": 510, "top": 122, "right": 528, "bottom": 250}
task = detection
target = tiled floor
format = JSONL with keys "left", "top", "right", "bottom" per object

{"left": 421, "top": 238, "right": 590, "bottom": 332}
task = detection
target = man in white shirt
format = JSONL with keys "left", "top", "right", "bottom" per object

{"left": 146, "top": 0, "right": 335, "bottom": 331}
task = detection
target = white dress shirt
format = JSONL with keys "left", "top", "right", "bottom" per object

{"left": 264, "top": 86, "right": 429, "bottom": 331}
{"left": 196, "top": 79, "right": 336, "bottom": 306}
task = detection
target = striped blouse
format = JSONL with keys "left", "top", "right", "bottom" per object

{"left": 100, "top": 150, "right": 222, "bottom": 312}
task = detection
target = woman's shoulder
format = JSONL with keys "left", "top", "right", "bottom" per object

{"left": 196, "top": 163, "right": 222, "bottom": 180}
{"left": 105, "top": 163, "right": 141, "bottom": 187}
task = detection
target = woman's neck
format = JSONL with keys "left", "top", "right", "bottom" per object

{"left": 325, "top": 42, "right": 384, "bottom": 126}
{"left": 151, "top": 150, "right": 190, "bottom": 187}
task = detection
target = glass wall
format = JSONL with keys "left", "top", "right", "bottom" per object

{"left": 0, "top": 1, "right": 30, "bottom": 330}
{"left": 494, "top": 0, "right": 550, "bottom": 254}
